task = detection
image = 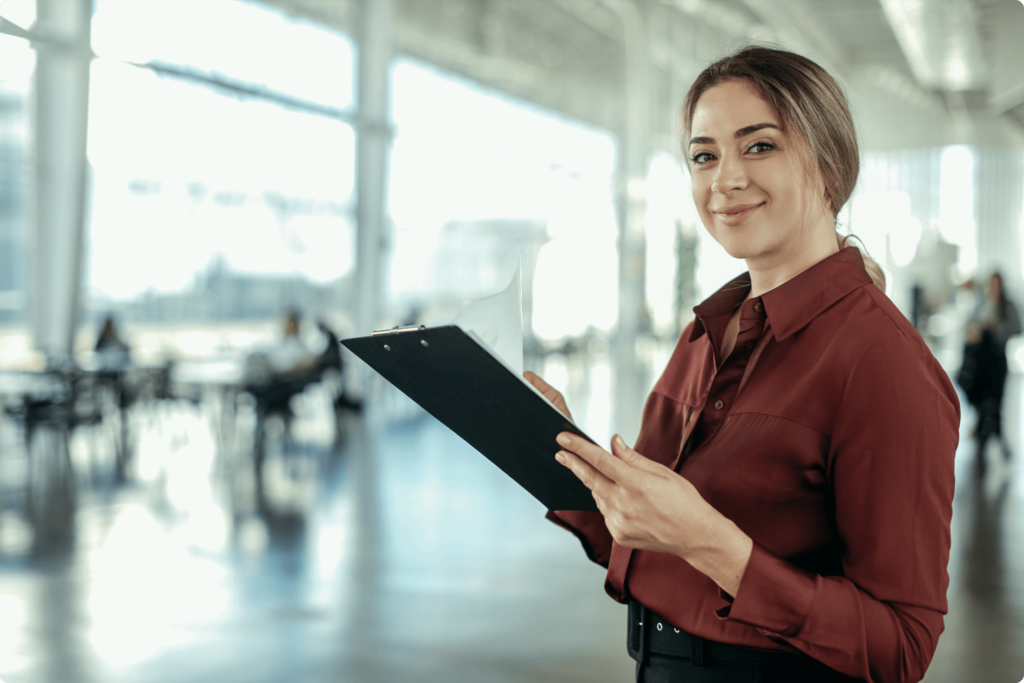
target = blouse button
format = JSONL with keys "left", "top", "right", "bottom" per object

{"left": 753, "top": 301, "right": 763, "bottom": 313}
{"left": 714, "top": 400, "right": 724, "bottom": 410}
{"left": 745, "top": 342, "right": 755, "bottom": 351}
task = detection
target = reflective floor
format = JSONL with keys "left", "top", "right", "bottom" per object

{"left": 0, "top": 348, "right": 1022, "bottom": 683}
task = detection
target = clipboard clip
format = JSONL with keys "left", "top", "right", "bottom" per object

{"left": 371, "top": 325, "right": 427, "bottom": 337}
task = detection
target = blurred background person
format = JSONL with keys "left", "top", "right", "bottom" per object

{"left": 267, "top": 310, "right": 317, "bottom": 375}
{"left": 245, "top": 311, "right": 320, "bottom": 467}
{"left": 92, "top": 314, "right": 134, "bottom": 439}
{"left": 959, "top": 272, "right": 1021, "bottom": 475}
{"left": 93, "top": 314, "right": 131, "bottom": 371}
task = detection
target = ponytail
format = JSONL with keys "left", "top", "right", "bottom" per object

{"left": 837, "top": 232, "right": 886, "bottom": 291}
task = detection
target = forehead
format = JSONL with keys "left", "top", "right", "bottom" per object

{"left": 690, "top": 80, "right": 781, "bottom": 137}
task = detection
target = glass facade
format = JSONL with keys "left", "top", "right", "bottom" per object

{"left": 0, "top": 31, "right": 33, "bottom": 325}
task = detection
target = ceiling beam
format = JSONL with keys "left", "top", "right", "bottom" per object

{"left": 738, "top": 0, "right": 848, "bottom": 78}
{"left": 878, "top": 0, "right": 988, "bottom": 92}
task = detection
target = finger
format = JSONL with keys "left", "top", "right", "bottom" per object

{"left": 557, "top": 432, "right": 629, "bottom": 483}
{"left": 528, "top": 375, "right": 564, "bottom": 406}
{"left": 556, "top": 449, "right": 615, "bottom": 496}
{"left": 610, "top": 434, "right": 656, "bottom": 470}
{"left": 524, "top": 372, "right": 572, "bottom": 419}
{"left": 524, "top": 371, "right": 555, "bottom": 393}
{"left": 547, "top": 393, "right": 571, "bottom": 418}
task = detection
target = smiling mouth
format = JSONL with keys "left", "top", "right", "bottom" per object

{"left": 715, "top": 203, "right": 763, "bottom": 221}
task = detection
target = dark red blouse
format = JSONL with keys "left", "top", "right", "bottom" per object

{"left": 548, "top": 247, "right": 960, "bottom": 683}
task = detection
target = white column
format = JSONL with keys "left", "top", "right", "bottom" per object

{"left": 354, "top": 0, "right": 394, "bottom": 337}
{"left": 616, "top": 0, "right": 650, "bottom": 344}
{"left": 29, "top": 0, "right": 92, "bottom": 367}
{"left": 613, "top": 0, "right": 653, "bottom": 444}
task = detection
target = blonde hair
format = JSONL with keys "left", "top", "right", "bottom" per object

{"left": 682, "top": 46, "right": 885, "bottom": 290}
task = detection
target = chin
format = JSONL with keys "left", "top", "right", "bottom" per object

{"left": 717, "top": 236, "right": 768, "bottom": 262}
{"left": 720, "top": 243, "right": 753, "bottom": 260}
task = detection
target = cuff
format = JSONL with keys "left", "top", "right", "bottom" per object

{"left": 714, "top": 542, "right": 817, "bottom": 637}
{"left": 546, "top": 510, "right": 612, "bottom": 568}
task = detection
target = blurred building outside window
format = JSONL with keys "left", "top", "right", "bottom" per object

{"left": 85, "top": 0, "right": 355, "bottom": 364}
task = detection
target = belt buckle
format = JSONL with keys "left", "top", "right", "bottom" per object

{"left": 627, "top": 601, "right": 649, "bottom": 666}
{"left": 627, "top": 600, "right": 642, "bottom": 659}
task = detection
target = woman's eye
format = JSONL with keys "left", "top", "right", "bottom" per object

{"left": 748, "top": 142, "right": 774, "bottom": 154}
{"left": 691, "top": 152, "right": 715, "bottom": 165}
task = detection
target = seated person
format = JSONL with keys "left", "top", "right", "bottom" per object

{"left": 94, "top": 315, "right": 131, "bottom": 371}
{"left": 266, "top": 312, "right": 318, "bottom": 375}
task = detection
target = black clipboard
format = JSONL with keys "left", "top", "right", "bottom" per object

{"left": 341, "top": 325, "right": 598, "bottom": 511}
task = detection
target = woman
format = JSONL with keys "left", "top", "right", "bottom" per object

{"left": 961, "top": 272, "right": 1020, "bottom": 475}
{"left": 525, "top": 46, "right": 959, "bottom": 683}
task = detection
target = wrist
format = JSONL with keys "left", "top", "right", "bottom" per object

{"left": 680, "top": 515, "right": 753, "bottom": 597}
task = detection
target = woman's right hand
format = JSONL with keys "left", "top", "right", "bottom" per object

{"left": 523, "top": 371, "right": 573, "bottom": 421}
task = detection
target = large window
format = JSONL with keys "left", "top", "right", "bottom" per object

{"left": 388, "top": 59, "right": 620, "bottom": 343}
{"left": 87, "top": 0, "right": 355, "bottom": 326}
{"left": 0, "top": 17, "right": 35, "bottom": 328}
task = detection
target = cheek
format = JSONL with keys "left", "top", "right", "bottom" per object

{"left": 787, "top": 182, "right": 817, "bottom": 220}
{"left": 783, "top": 161, "right": 825, "bottom": 218}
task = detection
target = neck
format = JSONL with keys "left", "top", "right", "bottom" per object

{"left": 745, "top": 219, "right": 839, "bottom": 297}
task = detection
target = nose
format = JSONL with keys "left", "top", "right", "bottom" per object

{"left": 711, "top": 155, "right": 748, "bottom": 195}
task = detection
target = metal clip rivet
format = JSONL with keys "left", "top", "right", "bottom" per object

{"left": 383, "top": 345, "right": 391, "bottom": 351}
{"left": 421, "top": 340, "right": 429, "bottom": 347}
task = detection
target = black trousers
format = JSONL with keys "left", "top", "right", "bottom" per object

{"left": 635, "top": 656, "right": 860, "bottom": 682}
{"left": 628, "top": 602, "right": 863, "bottom": 683}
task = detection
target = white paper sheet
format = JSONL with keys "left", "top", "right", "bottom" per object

{"left": 448, "top": 257, "right": 577, "bottom": 425}
{"left": 452, "top": 259, "right": 523, "bottom": 377}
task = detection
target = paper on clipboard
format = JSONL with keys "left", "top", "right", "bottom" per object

{"left": 452, "top": 258, "right": 523, "bottom": 377}
{"left": 449, "top": 259, "right": 569, "bottom": 421}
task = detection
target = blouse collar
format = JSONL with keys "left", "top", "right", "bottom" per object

{"left": 689, "top": 247, "right": 874, "bottom": 343}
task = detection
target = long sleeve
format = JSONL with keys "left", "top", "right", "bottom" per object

{"left": 717, "top": 329, "right": 960, "bottom": 683}
{"left": 545, "top": 509, "right": 612, "bottom": 567}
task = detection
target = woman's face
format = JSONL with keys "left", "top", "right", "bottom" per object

{"left": 688, "top": 79, "right": 832, "bottom": 268}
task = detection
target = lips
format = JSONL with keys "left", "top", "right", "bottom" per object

{"left": 714, "top": 202, "right": 763, "bottom": 224}
{"left": 715, "top": 203, "right": 762, "bottom": 216}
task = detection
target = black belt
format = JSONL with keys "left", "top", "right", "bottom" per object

{"left": 627, "top": 600, "right": 810, "bottom": 668}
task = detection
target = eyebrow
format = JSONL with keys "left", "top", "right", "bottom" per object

{"left": 688, "top": 122, "right": 780, "bottom": 147}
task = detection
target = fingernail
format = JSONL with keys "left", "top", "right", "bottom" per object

{"left": 556, "top": 434, "right": 571, "bottom": 447}
{"left": 614, "top": 434, "right": 626, "bottom": 450}
{"left": 555, "top": 451, "right": 566, "bottom": 464}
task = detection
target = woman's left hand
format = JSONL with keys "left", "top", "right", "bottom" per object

{"left": 555, "top": 431, "right": 752, "bottom": 594}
